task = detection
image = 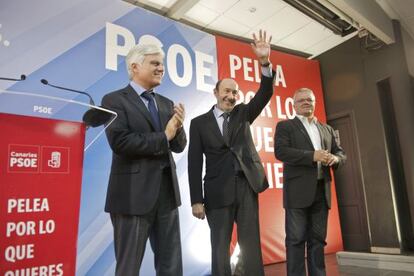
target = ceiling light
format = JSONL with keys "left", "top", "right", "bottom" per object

{"left": 282, "top": 0, "right": 357, "bottom": 36}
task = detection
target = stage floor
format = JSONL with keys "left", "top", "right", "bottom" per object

{"left": 264, "top": 254, "right": 414, "bottom": 275}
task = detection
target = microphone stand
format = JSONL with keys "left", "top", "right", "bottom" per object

{"left": 40, "top": 79, "right": 113, "bottom": 127}
{"left": 0, "top": 74, "right": 27, "bottom": 81}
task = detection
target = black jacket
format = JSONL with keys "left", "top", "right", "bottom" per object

{"left": 274, "top": 117, "right": 346, "bottom": 208}
{"left": 188, "top": 74, "right": 274, "bottom": 210}
{"left": 102, "top": 85, "right": 186, "bottom": 215}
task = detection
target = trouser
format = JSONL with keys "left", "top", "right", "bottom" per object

{"left": 285, "top": 180, "right": 329, "bottom": 276}
{"left": 206, "top": 174, "right": 264, "bottom": 276}
{"left": 111, "top": 170, "right": 182, "bottom": 276}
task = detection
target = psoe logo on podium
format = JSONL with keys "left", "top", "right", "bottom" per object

{"left": 41, "top": 146, "right": 70, "bottom": 173}
{"left": 7, "top": 145, "right": 40, "bottom": 173}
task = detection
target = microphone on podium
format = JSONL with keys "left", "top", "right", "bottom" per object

{"left": 40, "top": 78, "right": 95, "bottom": 106}
{"left": 0, "top": 74, "right": 27, "bottom": 81}
{"left": 40, "top": 79, "right": 113, "bottom": 127}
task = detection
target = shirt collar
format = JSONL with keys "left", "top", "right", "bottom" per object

{"left": 213, "top": 105, "right": 226, "bottom": 119}
{"left": 130, "top": 81, "right": 152, "bottom": 96}
{"left": 296, "top": 114, "right": 317, "bottom": 124}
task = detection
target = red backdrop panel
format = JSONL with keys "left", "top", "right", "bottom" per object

{"left": 0, "top": 113, "right": 85, "bottom": 275}
{"left": 215, "top": 35, "right": 343, "bottom": 264}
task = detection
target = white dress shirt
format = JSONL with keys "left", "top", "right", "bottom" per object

{"left": 297, "top": 115, "right": 324, "bottom": 179}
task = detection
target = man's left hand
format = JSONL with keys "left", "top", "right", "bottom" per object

{"left": 173, "top": 103, "right": 185, "bottom": 128}
{"left": 251, "top": 29, "right": 272, "bottom": 65}
{"left": 324, "top": 153, "right": 339, "bottom": 166}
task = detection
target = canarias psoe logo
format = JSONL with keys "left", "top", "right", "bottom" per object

{"left": 8, "top": 145, "right": 39, "bottom": 173}
{"left": 8, "top": 145, "right": 69, "bottom": 173}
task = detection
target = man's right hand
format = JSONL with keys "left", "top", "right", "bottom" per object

{"left": 192, "top": 203, "right": 205, "bottom": 220}
{"left": 313, "top": 150, "right": 329, "bottom": 163}
{"left": 165, "top": 103, "right": 185, "bottom": 141}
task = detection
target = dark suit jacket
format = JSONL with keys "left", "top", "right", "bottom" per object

{"left": 188, "top": 74, "right": 274, "bottom": 210}
{"left": 274, "top": 117, "right": 346, "bottom": 209}
{"left": 102, "top": 85, "right": 186, "bottom": 215}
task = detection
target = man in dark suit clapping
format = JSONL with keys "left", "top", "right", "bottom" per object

{"left": 102, "top": 43, "right": 186, "bottom": 276}
{"left": 188, "top": 30, "right": 273, "bottom": 276}
{"left": 274, "top": 88, "right": 346, "bottom": 276}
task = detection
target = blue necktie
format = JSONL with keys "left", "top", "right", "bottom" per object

{"left": 141, "top": 91, "right": 161, "bottom": 132}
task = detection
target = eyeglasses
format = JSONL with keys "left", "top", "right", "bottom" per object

{"left": 295, "top": 98, "right": 315, "bottom": 103}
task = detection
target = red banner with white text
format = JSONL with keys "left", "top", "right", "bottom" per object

{"left": 216, "top": 35, "right": 343, "bottom": 264}
{"left": 0, "top": 113, "right": 85, "bottom": 275}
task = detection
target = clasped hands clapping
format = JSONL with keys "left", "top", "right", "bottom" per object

{"left": 165, "top": 103, "right": 185, "bottom": 141}
{"left": 313, "top": 150, "right": 338, "bottom": 166}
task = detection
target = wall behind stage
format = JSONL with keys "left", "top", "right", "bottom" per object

{"left": 0, "top": 0, "right": 342, "bottom": 275}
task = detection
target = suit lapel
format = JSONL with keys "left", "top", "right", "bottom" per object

{"left": 227, "top": 106, "right": 240, "bottom": 144}
{"left": 206, "top": 107, "right": 226, "bottom": 144}
{"left": 123, "top": 85, "right": 157, "bottom": 130}
{"left": 316, "top": 122, "right": 327, "bottom": 150}
{"left": 292, "top": 117, "right": 315, "bottom": 149}
{"left": 154, "top": 94, "right": 169, "bottom": 129}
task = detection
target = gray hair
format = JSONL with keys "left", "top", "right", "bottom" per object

{"left": 293, "top": 87, "right": 315, "bottom": 101}
{"left": 125, "top": 44, "right": 165, "bottom": 80}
